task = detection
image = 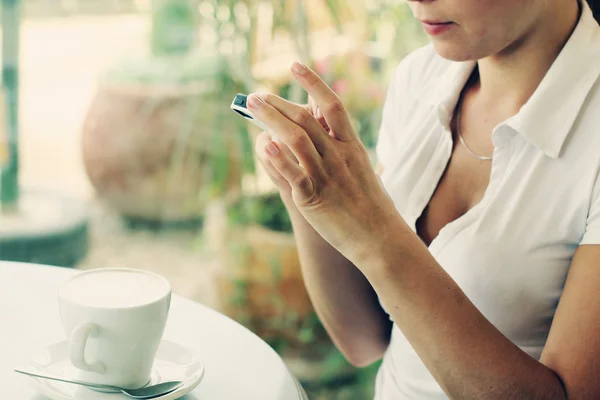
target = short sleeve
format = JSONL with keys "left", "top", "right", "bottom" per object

{"left": 580, "top": 174, "right": 600, "bottom": 245}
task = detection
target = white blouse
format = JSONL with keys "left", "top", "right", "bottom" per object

{"left": 374, "top": 2, "right": 600, "bottom": 399}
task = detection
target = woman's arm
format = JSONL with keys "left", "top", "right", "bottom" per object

{"left": 284, "top": 195, "right": 392, "bottom": 367}
{"left": 248, "top": 66, "right": 600, "bottom": 399}
{"left": 540, "top": 245, "right": 600, "bottom": 399}
{"left": 254, "top": 110, "right": 391, "bottom": 367}
{"left": 358, "top": 215, "right": 580, "bottom": 400}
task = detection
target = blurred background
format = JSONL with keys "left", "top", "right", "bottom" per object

{"left": 0, "top": 0, "right": 426, "bottom": 397}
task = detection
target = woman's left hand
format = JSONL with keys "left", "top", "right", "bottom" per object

{"left": 247, "top": 62, "right": 404, "bottom": 264}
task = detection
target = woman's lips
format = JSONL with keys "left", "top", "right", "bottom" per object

{"left": 420, "top": 21, "right": 454, "bottom": 36}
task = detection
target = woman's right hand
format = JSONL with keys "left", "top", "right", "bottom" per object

{"left": 254, "top": 96, "right": 330, "bottom": 203}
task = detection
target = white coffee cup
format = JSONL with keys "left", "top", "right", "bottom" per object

{"left": 58, "top": 268, "right": 171, "bottom": 390}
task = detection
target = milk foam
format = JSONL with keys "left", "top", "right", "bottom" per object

{"left": 60, "top": 269, "right": 169, "bottom": 308}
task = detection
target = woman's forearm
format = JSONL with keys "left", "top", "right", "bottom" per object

{"left": 282, "top": 195, "right": 392, "bottom": 366}
{"left": 359, "top": 216, "right": 566, "bottom": 400}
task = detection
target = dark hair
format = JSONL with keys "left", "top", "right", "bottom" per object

{"left": 588, "top": 0, "right": 600, "bottom": 23}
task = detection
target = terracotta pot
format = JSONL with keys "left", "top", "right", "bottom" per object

{"left": 215, "top": 224, "right": 316, "bottom": 344}
{"left": 213, "top": 222, "right": 359, "bottom": 384}
{"left": 82, "top": 81, "right": 243, "bottom": 222}
{"left": 203, "top": 195, "right": 360, "bottom": 384}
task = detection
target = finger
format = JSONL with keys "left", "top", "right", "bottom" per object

{"left": 253, "top": 93, "right": 331, "bottom": 155}
{"left": 316, "top": 107, "right": 330, "bottom": 133}
{"left": 266, "top": 141, "right": 315, "bottom": 200}
{"left": 291, "top": 62, "right": 355, "bottom": 141}
{"left": 309, "top": 96, "right": 330, "bottom": 133}
{"left": 247, "top": 95, "right": 324, "bottom": 176}
{"left": 262, "top": 157, "right": 292, "bottom": 192}
{"left": 306, "top": 99, "right": 317, "bottom": 115}
{"left": 256, "top": 131, "right": 298, "bottom": 164}
{"left": 256, "top": 134, "right": 293, "bottom": 191}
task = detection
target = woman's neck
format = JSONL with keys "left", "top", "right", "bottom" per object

{"left": 474, "top": 0, "right": 581, "bottom": 112}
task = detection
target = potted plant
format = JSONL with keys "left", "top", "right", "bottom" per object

{"left": 210, "top": 192, "right": 358, "bottom": 387}
{"left": 207, "top": 2, "right": 427, "bottom": 396}
{"left": 80, "top": 0, "right": 368, "bottom": 226}
{"left": 81, "top": 0, "right": 251, "bottom": 225}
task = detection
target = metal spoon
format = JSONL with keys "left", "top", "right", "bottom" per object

{"left": 14, "top": 368, "right": 184, "bottom": 399}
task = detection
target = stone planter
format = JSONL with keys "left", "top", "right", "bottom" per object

{"left": 82, "top": 79, "right": 244, "bottom": 223}
{"left": 215, "top": 223, "right": 314, "bottom": 345}
{"left": 210, "top": 194, "right": 358, "bottom": 386}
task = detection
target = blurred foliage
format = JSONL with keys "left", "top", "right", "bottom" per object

{"left": 224, "top": 191, "right": 361, "bottom": 387}
{"left": 216, "top": 2, "right": 426, "bottom": 397}
{"left": 97, "top": 1, "right": 424, "bottom": 396}
{"left": 10, "top": 0, "right": 428, "bottom": 397}
{"left": 137, "top": 0, "right": 427, "bottom": 184}
{"left": 103, "top": 51, "right": 226, "bottom": 84}
{"left": 313, "top": 52, "right": 387, "bottom": 149}
{"left": 365, "top": 0, "right": 427, "bottom": 59}
{"left": 109, "top": 0, "right": 425, "bottom": 396}
{"left": 275, "top": 2, "right": 427, "bottom": 149}
{"left": 151, "top": 0, "right": 200, "bottom": 56}
{"left": 226, "top": 192, "right": 293, "bottom": 232}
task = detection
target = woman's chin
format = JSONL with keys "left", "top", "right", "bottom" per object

{"left": 431, "top": 41, "right": 480, "bottom": 62}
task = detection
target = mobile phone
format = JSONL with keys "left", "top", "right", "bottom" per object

{"left": 230, "top": 93, "right": 271, "bottom": 132}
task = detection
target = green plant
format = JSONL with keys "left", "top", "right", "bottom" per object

{"left": 310, "top": 51, "right": 387, "bottom": 149}
{"left": 365, "top": 1, "right": 427, "bottom": 62}
{"left": 274, "top": 3, "right": 426, "bottom": 150}
{"left": 151, "top": 0, "right": 199, "bottom": 56}
{"left": 1, "top": 0, "right": 21, "bottom": 207}
{"left": 126, "top": 0, "right": 353, "bottom": 194}
{"left": 209, "top": 2, "right": 426, "bottom": 395}
{"left": 223, "top": 192, "right": 358, "bottom": 387}
{"left": 227, "top": 192, "right": 293, "bottom": 232}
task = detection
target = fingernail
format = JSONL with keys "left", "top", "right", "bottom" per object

{"left": 248, "top": 94, "right": 264, "bottom": 109}
{"left": 265, "top": 141, "right": 279, "bottom": 156}
{"left": 292, "top": 62, "right": 308, "bottom": 76}
{"left": 316, "top": 107, "right": 323, "bottom": 119}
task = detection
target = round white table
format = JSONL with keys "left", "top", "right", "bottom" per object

{"left": 0, "top": 262, "right": 304, "bottom": 399}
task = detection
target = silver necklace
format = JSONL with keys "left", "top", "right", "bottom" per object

{"left": 456, "top": 98, "right": 493, "bottom": 161}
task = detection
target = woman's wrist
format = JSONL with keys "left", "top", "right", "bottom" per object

{"left": 279, "top": 192, "right": 297, "bottom": 213}
{"left": 351, "top": 214, "right": 418, "bottom": 275}
{"left": 279, "top": 192, "right": 307, "bottom": 223}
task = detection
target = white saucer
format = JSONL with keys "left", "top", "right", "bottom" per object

{"left": 21, "top": 340, "right": 205, "bottom": 400}
{"left": 292, "top": 376, "right": 308, "bottom": 400}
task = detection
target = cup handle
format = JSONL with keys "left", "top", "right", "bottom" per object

{"left": 69, "top": 323, "right": 106, "bottom": 374}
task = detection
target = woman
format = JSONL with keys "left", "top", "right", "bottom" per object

{"left": 246, "top": 0, "right": 600, "bottom": 398}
